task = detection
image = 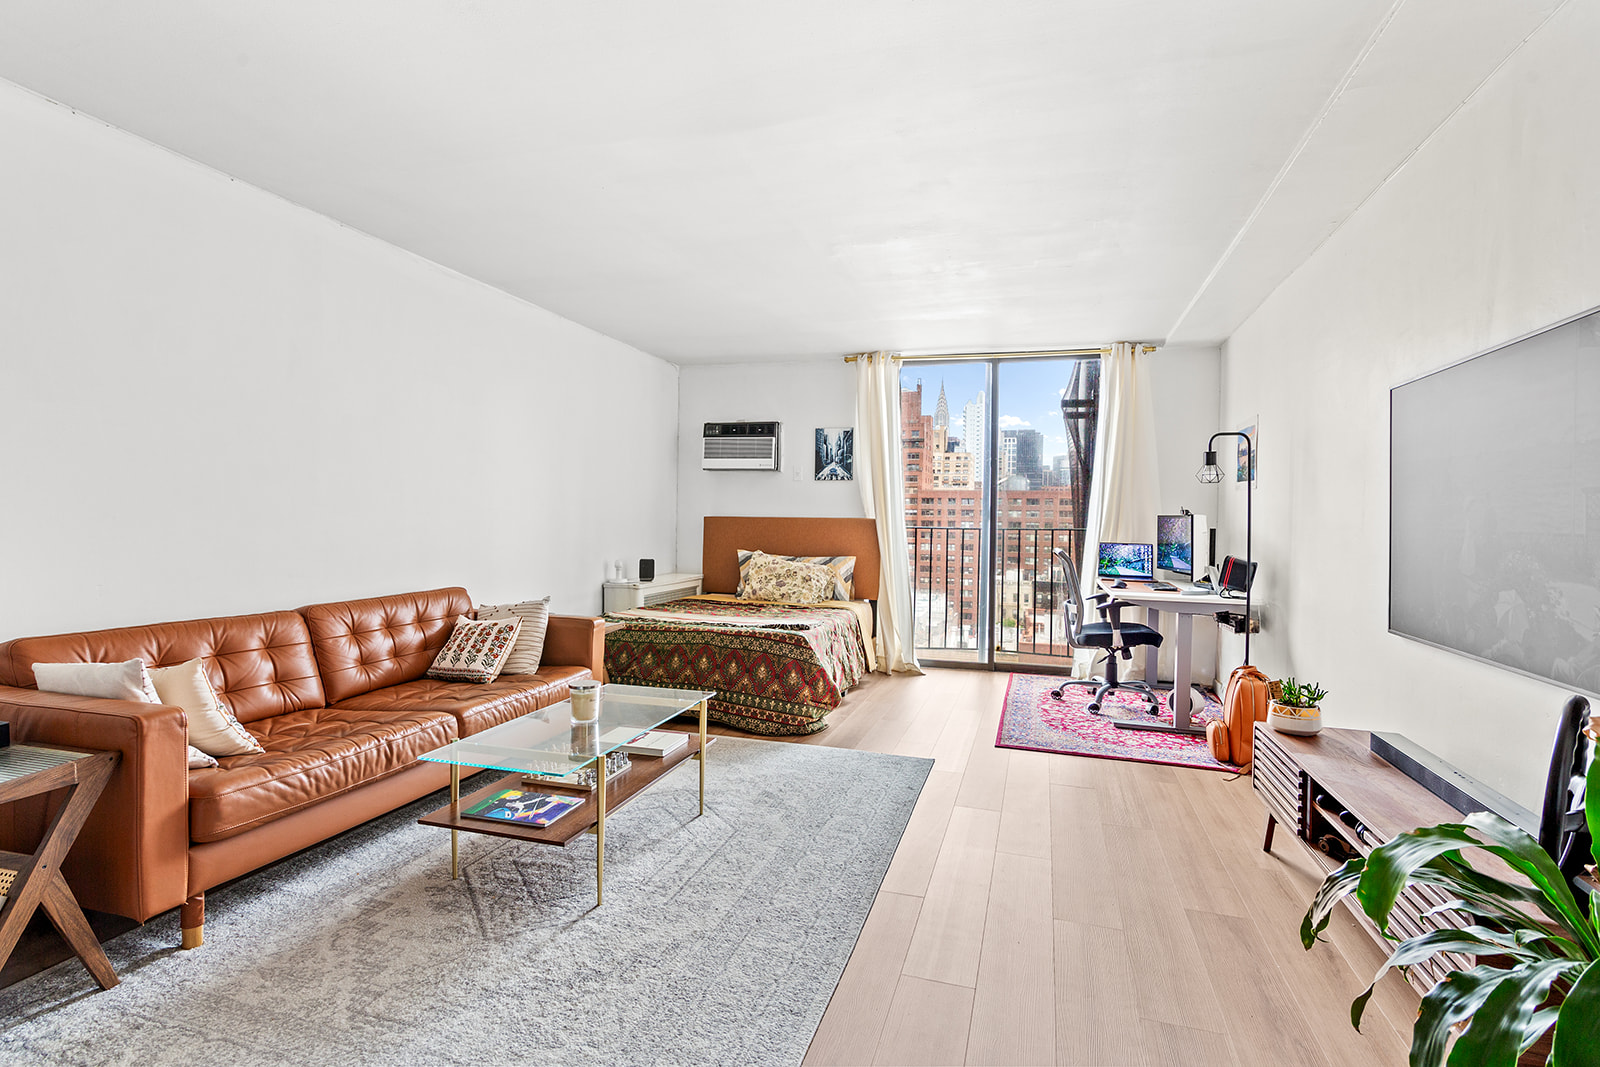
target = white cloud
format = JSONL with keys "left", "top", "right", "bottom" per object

{"left": 998, "top": 415, "right": 1031, "bottom": 429}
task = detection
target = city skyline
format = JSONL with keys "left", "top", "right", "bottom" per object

{"left": 905, "top": 359, "right": 1094, "bottom": 466}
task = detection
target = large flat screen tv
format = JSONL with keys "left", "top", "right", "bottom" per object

{"left": 1390, "top": 306, "right": 1600, "bottom": 699}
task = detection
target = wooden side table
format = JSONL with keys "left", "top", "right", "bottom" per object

{"left": 0, "top": 745, "right": 121, "bottom": 990}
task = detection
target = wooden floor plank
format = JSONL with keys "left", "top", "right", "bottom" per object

{"left": 880, "top": 770, "right": 962, "bottom": 898}
{"left": 1055, "top": 919, "right": 1147, "bottom": 1066}
{"left": 1106, "top": 822, "right": 1228, "bottom": 1033}
{"left": 1140, "top": 1021, "right": 1239, "bottom": 1067}
{"left": 902, "top": 805, "right": 1001, "bottom": 988}
{"left": 872, "top": 976, "right": 975, "bottom": 1067}
{"left": 804, "top": 892, "right": 925, "bottom": 1066}
{"left": 1188, "top": 909, "right": 1331, "bottom": 1067}
{"left": 996, "top": 750, "right": 1052, "bottom": 859}
{"left": 1049, "top": 784, "right": 1122, "bottom": 930}
{"left": 966, "top": 851, "right": 1055, "bottom": 1065}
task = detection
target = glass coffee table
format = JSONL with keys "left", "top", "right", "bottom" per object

{"left": 417, "top": 683, "right": 714, "bottom": 906}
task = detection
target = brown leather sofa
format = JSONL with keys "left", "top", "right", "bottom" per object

{"left": 0, "top": 587, "right": 602, "bottom": 948}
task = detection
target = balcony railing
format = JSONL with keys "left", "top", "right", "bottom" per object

{"left": 907, "top": 525, "right": 1085, "bottom": 661}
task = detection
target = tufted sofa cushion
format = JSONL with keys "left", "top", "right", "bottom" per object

{"left": 186, "top": 705, "right": 457, "bottom": 843}
{"left": 331, "top": 665, "right": 590, "bottom": 736}
{"left": 0, "top": 611, "right": 326, "bottom": 724}
{"left": 299, "top": 587, "right": 471, "bottom": 704}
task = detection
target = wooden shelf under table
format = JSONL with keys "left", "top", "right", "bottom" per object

{"left": 418, "top": 732, "right": 705, "bottom": 847}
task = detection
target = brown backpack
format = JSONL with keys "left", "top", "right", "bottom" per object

{"left": 1207, "top": 665, "right": 1273, "bottom": 771}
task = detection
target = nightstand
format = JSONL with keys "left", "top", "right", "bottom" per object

{"left": 602, "top": 572, "right": 704, "bottom": 612}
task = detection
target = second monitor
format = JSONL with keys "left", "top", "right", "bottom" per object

{"left": 1097, "top": 542, "right": 1154, "bottom": 580}
{"left": 1156, "top": 513, "right": 1193, "bottom": 577}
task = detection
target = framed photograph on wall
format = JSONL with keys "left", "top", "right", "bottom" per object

{"left": 815, "top": 428, "right": 853, "bottom": 481}
{"left": 1237, "top": 421, "right": 1257, "bottom": 483}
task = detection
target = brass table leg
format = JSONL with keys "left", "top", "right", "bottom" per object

{"left": 450, "top": 763, "right": 460, "bottom": 880}
{"left": 595, "top": 755, "right": 607, "bottom": 907}
{"left": 697, "top": 698, "right": 708, "bottom": 816}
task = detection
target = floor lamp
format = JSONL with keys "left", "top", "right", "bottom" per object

{"left": 1197, "top": 432, "right": 1253, "bottom": 665}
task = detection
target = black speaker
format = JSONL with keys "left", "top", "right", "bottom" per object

{"left": 639, "top": 558, "right": 655, "bottom": 582}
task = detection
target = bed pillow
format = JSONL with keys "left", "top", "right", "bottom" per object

{"left": 148, "top": 658, "right": 265, "bottom": 757}
{"left": 426, "top": 615, "right": 522, "bottom": 683}
{"left": 735, "top": 550, "right": 855, "bottom": 600}
{"left": 739, "top": 553, "right": 838, "bottom": 604}
{"left": 33, "top": 659, "right": 162, "bottom": 703}
{"left": 476, "top": 597, "right": 551, "bottom": 674}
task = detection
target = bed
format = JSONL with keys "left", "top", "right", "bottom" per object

{"left": 602, "top": 516, "right": 880, "bottom": 735}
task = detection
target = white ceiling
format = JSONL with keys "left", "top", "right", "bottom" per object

{"left": 0, "top": 1, "right": 1567, "bottom": 363}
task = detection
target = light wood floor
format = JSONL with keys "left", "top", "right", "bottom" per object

{"left": 717, "top": 667, "right": 1420, "bottom": 1067}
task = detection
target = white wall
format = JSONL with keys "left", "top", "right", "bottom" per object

{"left": 1217, "top": 0, "right": 1600, "bottom": 809}
{"left": 0, "top": 80, "right": 678, "bottom": 635}
{"left": 675, "top": 360, "right": 864, "bottom": 572}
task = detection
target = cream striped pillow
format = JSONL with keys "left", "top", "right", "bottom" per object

{"left": 475, "top": 598, "right": 552, "bottom": 675}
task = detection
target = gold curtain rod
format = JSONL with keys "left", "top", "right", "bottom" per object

{"left": 843, "top": 345, "right": 1156, "bottom": 364}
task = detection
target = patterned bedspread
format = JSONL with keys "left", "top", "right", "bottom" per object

{"left": 603, "top": 596, "right": 871, "bottom": 735}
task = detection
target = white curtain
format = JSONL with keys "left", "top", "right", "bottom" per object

{"left": 855, "top": 351, "right": 923, "bottom": 674}
{"left": 1074, "top": 342, "right": 1161, "bottom": 677}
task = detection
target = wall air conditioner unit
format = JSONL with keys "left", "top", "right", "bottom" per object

{"left": 702, "top": 421, "right": 781, "bottom": 470}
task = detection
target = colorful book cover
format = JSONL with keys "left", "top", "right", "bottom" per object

{"left": 463, "top": 788, "right": 584, "bottom": 827}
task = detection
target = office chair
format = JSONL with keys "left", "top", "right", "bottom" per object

{"left": 1049, "top": 547, "right": 1165, "bottom": 715}
{"left": 1540, "top": 694, "right": 1593, "bottom": 908}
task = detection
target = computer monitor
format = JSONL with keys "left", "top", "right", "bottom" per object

{"left": 1097, "top": 542, "right": 1154, "bottom": 580}
{"left": 1155, "top": 514, "right": 1193, "bottom": 578}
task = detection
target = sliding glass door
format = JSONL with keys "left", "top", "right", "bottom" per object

{"left": 900, "top": 356, "right": 1099, "bottom": 669}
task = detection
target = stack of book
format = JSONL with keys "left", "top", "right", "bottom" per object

{"left": 599, "top": 728, "right": 688, "bottom": 757}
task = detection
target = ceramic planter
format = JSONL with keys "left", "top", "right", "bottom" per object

{"left": 1268, "top": 699, "right": 1322, "bottom": 735}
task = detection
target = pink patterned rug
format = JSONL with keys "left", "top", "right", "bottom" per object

{"left": 996, "top": 672, "right": 1238, "bottom": 772}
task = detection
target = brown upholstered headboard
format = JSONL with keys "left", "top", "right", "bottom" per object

{"left": 702, "top": 516, "right": 881, "bottom": 600}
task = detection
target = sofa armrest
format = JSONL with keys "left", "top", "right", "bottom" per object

{"left": 0, "top": 686, "right": 190, "bottom": 921}
{"left": 542, "top": 615, "right": 604, "bottom": 676}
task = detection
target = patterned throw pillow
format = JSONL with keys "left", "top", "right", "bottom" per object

{"left": 735, "top": 550, "right": 855, "bottom": 601}
{"left": 426, "top": 615, "right": 523, "bottom": 683}
{"left": 476, "top": 597, "right": 551, "bottom": 674}
{"left": 740, "top": 553, "right": 838, "bottom": 604}
{"left": 187, "top": 746, "right": 220, "bottom": 769}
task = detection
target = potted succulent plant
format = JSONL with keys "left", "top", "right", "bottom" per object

{"left": 1302, "top": 747, "right": 1600, "bottom": 1065}
{"left": 1269, "top": 677, "right": 1328, "bottom": 735}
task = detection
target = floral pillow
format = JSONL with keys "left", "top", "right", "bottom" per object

{"left": 426, "top": 615, "right": 523, "bottom": 683}
{"left": 735, "top": 549, "right": 855, "bottom": 600}
{"left": 739, "top": 553, "right": 838, "bottom": 604}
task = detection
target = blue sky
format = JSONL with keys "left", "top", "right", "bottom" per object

{"left": 903, "top": 358, "right": 1091, "bottom": 465}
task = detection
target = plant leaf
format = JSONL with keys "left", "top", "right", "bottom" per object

{"left": 1551, "top": 959, "right": 1600, "bottom": 1067}
{"left": 1411, "top": 965, "right": 1519, "bottom": 1067}
{"left": 1455, "top": 811, "right": 1600, "bottom": 958}
{"left": 1446, "top": 958, "right": 1574, "bottom": 1067}
{"left": 1302, "top": 855, "right": 1366, "bottom": 948}
{"left": 1353, "top": 928, "right": 1543, "bottom": 1034}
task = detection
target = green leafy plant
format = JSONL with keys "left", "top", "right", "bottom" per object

{"left": 1302, "top": 749, "right": 1600, "bottom": 1065}
{"left": 1277, "top": 677, "right": 1329, "bottom": 708}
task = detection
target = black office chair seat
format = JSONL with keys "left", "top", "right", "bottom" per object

{"left": 1076, "top": 621, "right": 1162, "bottom": 644}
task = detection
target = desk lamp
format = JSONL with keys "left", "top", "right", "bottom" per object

{"left": 1197, "top": 432, "right": 1253, "bottom": 664}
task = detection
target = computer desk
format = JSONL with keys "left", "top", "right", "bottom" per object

{"left": 1095, "top": 578, "right": 1238, "bottom": 737}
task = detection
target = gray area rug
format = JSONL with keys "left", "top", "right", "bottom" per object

{"left": 0, "top": 738, "right": 931, "bottom": 1067}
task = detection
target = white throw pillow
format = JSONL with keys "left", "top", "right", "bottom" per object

{"left": 426, "top": 615, "right": 522, "bottom": 683}
{"left": 476, "top": 597, "right": 551, "bottom": 674}
{"left": 148, "top": 658, "right": 265, "bottom": 757}
{"left": 187, "top": 746, "right": 219, "bottom": 769}
{"left": 33, "top": 660, "right": 162, "bottom": 703}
